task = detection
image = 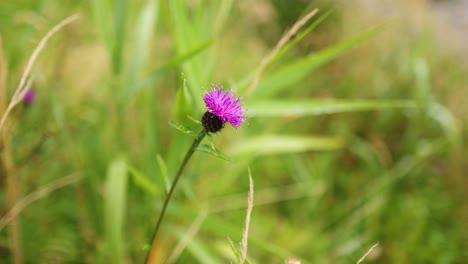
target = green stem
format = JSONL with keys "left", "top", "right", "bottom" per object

{"left": 145, "top": 129, "right": 206, "bottom": 263}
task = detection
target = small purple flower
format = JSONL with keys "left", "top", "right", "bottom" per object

{"left": 23, "top": 88, "right": 36, "bottom": 105}
{"left": 202, "top": 84, "right": 246, "bottom": 133}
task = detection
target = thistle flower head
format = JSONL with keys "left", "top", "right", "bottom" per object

{"left": 23, "top": 88, "right": 36, "bottom": 105}
{"left": 202, "top": 84, "right": 246, "bottom": 133}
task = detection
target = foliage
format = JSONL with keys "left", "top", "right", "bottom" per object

{"left": 0, "top": 0, "right": 466, "bottom": 263}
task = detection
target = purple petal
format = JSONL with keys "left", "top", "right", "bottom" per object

{"left": 203, "top": 84, "right": 246, "bottom": 128}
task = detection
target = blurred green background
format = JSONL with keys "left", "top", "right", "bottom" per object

{"left": 0, "top": 0, "right": 467, "bottom": 263}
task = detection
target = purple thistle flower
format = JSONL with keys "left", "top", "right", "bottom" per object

{"left": 202, "top": 84, "right": 246, "bottom": 133}
{"left": 23, "top": 88, "right": 36, "bottom": 105}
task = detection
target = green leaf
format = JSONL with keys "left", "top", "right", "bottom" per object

{"left": 186, "top": 115, "right": 201, "bottom": 125}
{"left": 252, "top": 23, "right": 388, "bottom": 98}
{"left": 246, "top": 99, "right": 415, "bottom": 117}
{"left": 126, "top": 163, "right": 158, "bottom": 195}
{"left": 229, "top": 135, "right": 344, "bottom": 156}
{"left": 169, "top": 121, "right": 196, "bottom": 136}
{"left": 104, "top": 156, "right": 128, "bottom": 264}
{"left": 156, "top": 154, "right": 171, "bottom": 194}
{"left": 196, "top": 144, "right": 233, "bottom": 161}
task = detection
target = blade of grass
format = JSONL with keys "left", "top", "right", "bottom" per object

{"left": 234, "top": 9, "right": 332, "bottom": 96}
{"left": 229, "top": 135, "right": 344, "bottom": 156}
{"left": 429, "top": 103, "right": 460, "bottom": 146}
{"left": 213, "top": 0, "right": 234, "bottom": 34}
{"left": 208, "top": 181, "right": 325, "bottom": 213}
{"left": 0, "top": 174, "right": 81, "bottom": 231}
{"left": 175, "top": 74, "right": 194, "bottom": 119}
{"left": 251, "top": 23, "right": 388, "bottom": 98}
{"left": 91, "top": 0, "right": 113, "bottom": 55}
{"left": 272, "top": 8, "right": 334, "bottom": 65}
{"left": 244, "top": 8, "right": 319, "bottom": 96}
{"left": 156, "top": 154, "right": 170, "bottom": 194}
{"left": 239, "top": 172, "right": 254, "bottom": 264}
{"left": 246, "top": 99, "right": 414, "bottom": 117}
{"left": 126, "top": 163, "right": 158, "bottom": 196}
{"left": 127, "top": 0, "right": 158, "bottom": 89}
{"left": 228, "top": 236, "right": 242, "bottom": 263}
{"left": 0, "top": 15, "right": 79, "bottom": 132}
{"left": 113, "top": 0, "right": 127, "bottom": 75}
{"left": 104, "top": 157, "right": 128, "bottom": 264}
{"left": 357, "top": 243, "right": 380, "bottom": 264}
{"left": 168, "top": 0, "right": 218, "bottom": 109}
{"left": 130, "top": 39, "right": 214, "bottom": 94}
{"left": 199, "top": 214, "right": 304, "bottom": 263}
{"left": 169, "top": 0, "right": 202, "bottom": 106}
{"left": 173, "top": 228, "right": 220, "bottom": 264}
{"left": 166, "top": 212, "right": 207, "bottom": 264}
{"left": 323, "top": 142, "right": 441, "bottom": 233}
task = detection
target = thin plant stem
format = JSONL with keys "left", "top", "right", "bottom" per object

{"left": 145, "top": 129, "right": 206, "bottom": 264}
{"left": 0, "top": 14, "right": 79, "bottom": 132}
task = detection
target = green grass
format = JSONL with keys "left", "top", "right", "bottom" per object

{"left": 0, "top": 0, "right": 466, "bottom": 263}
